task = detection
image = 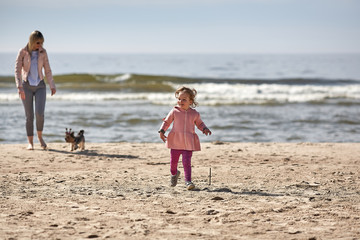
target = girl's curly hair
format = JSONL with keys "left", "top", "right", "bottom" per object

{"left": 175, "top": 86, "right": 198, "bottom": 108}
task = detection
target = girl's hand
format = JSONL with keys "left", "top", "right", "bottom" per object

{"left": 51, "top": 88, "right": 56, "bottom": 96}
{"left": 203, "top": 128, "right": 212, "bottom": 136}
{"left": 160, "top": 132, "right": 167, "bottom": 142}
{"left": 18, "top": 88, "right": 25, "bottom": 100}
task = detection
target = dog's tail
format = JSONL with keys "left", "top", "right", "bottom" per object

{"left": 75, "top": 130, "right": 85, "bottom": 144}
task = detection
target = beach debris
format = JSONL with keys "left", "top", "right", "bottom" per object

{"left": 20, "top": 211, "right": 34, "bottom": 217}
{"left": 166, "top": 210, "right": 176, "bottom": 214}
{"left": 87, "top": 234, "right": 99, "bottom": 238}
{"left": 146, "top": 162, "right": 167, "bottom": 165}
{"left": 206, "top": 209, "right": 219, "bottom": 215}
{"left": 295, "top": 181, "right": 321, "bottom": 189}
{"left": 212, "top": 141, "right": 224, "bottom": 145}
{"left": 211, "top": 196, "right": 224, "bottom": 201}
{"left": 209, "top": 167, "right": 212, "bottom": 185}
{"left": 213, "top": 188, "right": 232, "bottom": 193}
{"left": 75, "top": 217, "right": 90, "bottom": 221}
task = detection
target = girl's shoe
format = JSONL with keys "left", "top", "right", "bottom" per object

{"left": 185, "top": 181, "right": 195, "bottom": 190}
{"left": 170, "top": 171, "right": 180, "bottom": 187}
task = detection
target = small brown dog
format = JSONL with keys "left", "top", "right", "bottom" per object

{"left": 65, "top": 128, "right": 85, "bottom": 151}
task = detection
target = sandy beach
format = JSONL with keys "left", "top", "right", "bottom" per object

{"left": 0, "top": 142, "right": 359, "bottom": 239}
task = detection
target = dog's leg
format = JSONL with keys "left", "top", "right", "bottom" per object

{"left": 80, "top": 142, "right": 85, "bottom": 151}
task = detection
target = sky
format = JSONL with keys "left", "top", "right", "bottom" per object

{"left": 0, "top": 0, "right": 359, "bottom": 54}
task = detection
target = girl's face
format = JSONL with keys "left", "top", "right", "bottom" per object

{"left": 177, "top": 91, "right": 193, "bottom": 110}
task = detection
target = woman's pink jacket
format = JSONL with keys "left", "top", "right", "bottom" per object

{"left": 15, "top": 46, "right": 56, "bottom": 90}
{"left": 160, "top": 106, "right": 208, "bottom": 151}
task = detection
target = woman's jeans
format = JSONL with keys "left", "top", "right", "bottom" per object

{"left": 22, "top": 80, "right": 46, "bottom": 137}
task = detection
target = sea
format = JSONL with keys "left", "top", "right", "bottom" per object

{"left": 1, "top": 53, "right": 360, "bottom": 144}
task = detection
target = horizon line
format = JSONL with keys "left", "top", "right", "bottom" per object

{"left": 1, "top": 51, "right": 360, "bottom": 55}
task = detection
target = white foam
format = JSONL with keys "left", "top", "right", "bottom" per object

{"left": 1, "top": 83, "right": 360, "bottom": 104}
{"left": 96, "top": 73, "right": 132, "bottom": 83}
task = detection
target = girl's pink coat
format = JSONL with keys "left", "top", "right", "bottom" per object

{"left": 160, "top": 106, "right": 208, "bottom": 151}
{"left": 15, "top": 46, "right": 56, "bottom": 90}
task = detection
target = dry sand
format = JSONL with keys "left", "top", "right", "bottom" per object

{"left": 0, "top": 142, "right": 359, "bottom": 240}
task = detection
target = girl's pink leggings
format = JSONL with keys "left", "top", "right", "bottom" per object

{"left": 170, "top": 149, "right": 193, "bottom": 182}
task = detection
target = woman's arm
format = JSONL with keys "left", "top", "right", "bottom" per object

{"left": 14, "top": 49, "right": 24, "bottom": 89}
{"left": 42, "top": 50, "right": 56, "bottom": 95}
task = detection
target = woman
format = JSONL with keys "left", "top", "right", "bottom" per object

{"left": 15, "top": 30, "right": 56, "bottom": 150}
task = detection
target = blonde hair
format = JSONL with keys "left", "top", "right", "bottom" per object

{"left": 175, "top": 86, "right": 198, "bottom": 108}
{"left": 27, "top": 30, "right": 44, "bottom": 53}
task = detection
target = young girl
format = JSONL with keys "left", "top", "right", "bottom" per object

{"left": 159, "top": 86, "right": 212, "bottom": 190}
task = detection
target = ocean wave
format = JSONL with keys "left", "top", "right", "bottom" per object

{"left": 3, "top": 73, "right": 360, "bottom": 87}
{"left": 56, "top": 73, "right": 360, "bottom": 87}
{"left": 1, "top": 74, "right": 360, "bottom": 105}
{"left": 1, "top": 83, "right": 360, "bottom": 105}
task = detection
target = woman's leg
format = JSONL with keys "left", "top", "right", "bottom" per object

{"left": 37, "top": 131, "right": 46, "bottom": 148}
{"left": 182, "top": 150, "right": 193, "bottom": 182}
{"left": 34, "top": 82, "right": 47, "bottom": 148}
{"left": 26, "top": 136, "right": 34, "bottom": 150}
{"left": 22, "top": 83, "right": 34, "bottom": 149}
